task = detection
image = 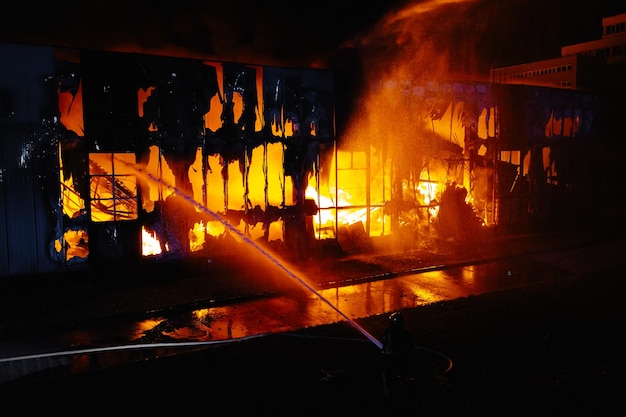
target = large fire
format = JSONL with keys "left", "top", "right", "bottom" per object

{"left": 50, "top": 0, "right": 583, "bottom": 266}
{"left": 55, "top": 64, "right": 493, "bottom": 264}
{"left": 56, "top": 69, "right": 494, "bottom": 264}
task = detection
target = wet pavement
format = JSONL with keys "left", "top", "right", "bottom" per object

{"left": 57, "top": 256, "right": 565, "bottom": 347}
{"left": 0, "top": 227, "right": 624, "bottom": 385}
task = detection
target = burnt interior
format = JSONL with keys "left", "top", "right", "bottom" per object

{"left": 0, "top": 42, "right": 610, "bottom": 278}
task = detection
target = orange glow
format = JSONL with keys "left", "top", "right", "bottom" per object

{"left": 137, "top": 86, "right": 155, "bottom": 118}
{"left": 142, "top": 227, "right": 162, "bottom": 256}
{"left": 63, "top": 229, "right": 89, "bottom": 261}
{"left": 142, "top": 145, "right": 176, "bottom": 209}
{"left": 271, "top": 110, "right": 296, "bottom": 137}
{"left": 59, "top": 141, "right": 86, "bottom": 219}
{"left": 204, "top": 154, "right": 224, "bottom": 215}
{"left": 162, "top": 326, "right": 212, "bottom": 340}
{"left": 189, "top": 221, "right": 206, "bottom": 252}
{"left": 320, "top": 0, "right": 501, "bottom": 236}
{"left": 60, "top": 172, "right": 85, "bottom": 218}
{"left": 43, "top": 0, "right": 598, "bottom": 271}
{"left": 58, "top": 79, "right": 84, "bottom": 136}
{"left": 89, "top": 153, "right": 138, "bottom": 222}
{"left": 305, "top": 184, "right": 335, "bottom": 237}
{"left": 203, "top": 61, "right": 264, "bottom": 134}
{"left": 205, "top": 94, "right": 224, "bottom": 131}
{"left": 205, "top": 220, "right": 226, "bottom": 236}
{"left": 131, "top": 318, "right": 165, "bottom": 340}
{"left": 204, "top": 61, "right": 225, "bottom": 132}
{"left": 200, "top": 142, "right": 290, "bottom": 241}
{"left": 53, "top": 10, "right": 553, "bottom": 267}
{"left": 188, "top": 148, "right": 205, "bottom": 212}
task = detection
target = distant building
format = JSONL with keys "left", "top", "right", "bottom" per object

{"left": 490, "top": 13, "right": 626, "bottom": 91}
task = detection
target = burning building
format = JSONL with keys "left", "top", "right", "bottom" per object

{"left": 0, "top": 41, "right": 604, "bottom": 279}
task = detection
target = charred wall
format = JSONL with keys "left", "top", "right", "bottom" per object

{"left": 0, "top": 41, "right": 611, "bottom": 280}
{"left": 0, "top": 43, "right": 336, "bottom": 278}
{"left": 494, "top": 83, "right": 603, "bottom": 229}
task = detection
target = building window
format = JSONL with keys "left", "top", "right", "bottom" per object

{"left": 89, "top": 152, "right": 138, "bottom": 222}
{"left": 605, "top": 22, "right": 626, "bottom": 35}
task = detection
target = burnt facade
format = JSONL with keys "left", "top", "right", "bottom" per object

{"left": 0, "top": 42, "right": 606, "bottom": 279}
{"left": 1, "top": 43, "right": 335, "bottom": 277}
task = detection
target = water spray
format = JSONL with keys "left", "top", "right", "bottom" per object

{"left": 123, "top": 159, "right": 384, "bottom": 350}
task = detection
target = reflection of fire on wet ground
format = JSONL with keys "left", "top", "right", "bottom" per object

{"left": 135, "top": 314, "right": 212, "bottom": 342}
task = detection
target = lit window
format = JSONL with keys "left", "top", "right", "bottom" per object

{"left": 89, "top": 153, "right": 138, "bottom": 222}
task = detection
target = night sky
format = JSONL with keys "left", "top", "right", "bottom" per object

{"left": 0, "top": 0, "right": 623, "bottom": 76}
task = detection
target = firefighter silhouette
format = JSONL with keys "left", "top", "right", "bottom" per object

{"left": 381, "top": 312, "right": 414, "bottom": 399}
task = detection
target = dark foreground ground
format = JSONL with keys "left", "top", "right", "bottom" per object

{"left": 0, "top": 226, "right": 626, "bottom": 416}
{"left": 2, "top": 248, "right": 624, "bottom": 415}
